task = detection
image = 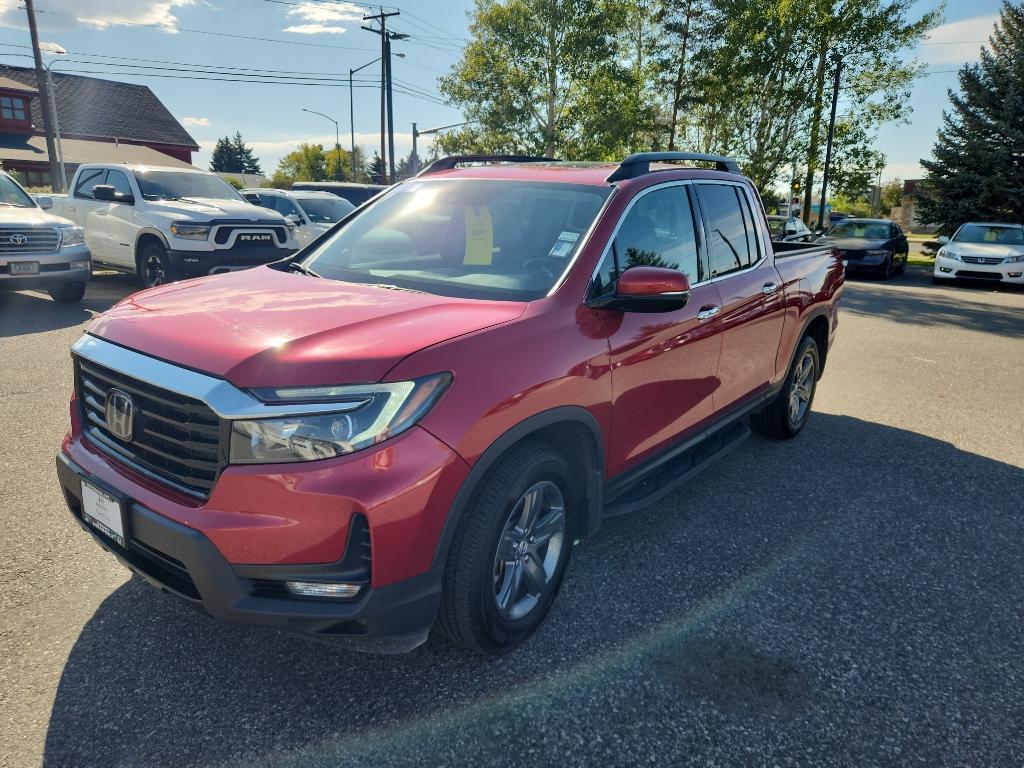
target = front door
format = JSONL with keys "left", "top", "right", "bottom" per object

{"left": 596, "top": 183, "right": 724, "bottom": 475}
{"left": 70, "top": 167, "right": 109, "bottom": 261}
{"left": 96, "top": 168, "right": 137, "bottom": 267}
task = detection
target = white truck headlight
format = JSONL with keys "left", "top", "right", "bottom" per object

{"left": 170, "top": 222, "right": 212, "bottom": 240}
{"left": 59, "top": 225, "right": 85, "bottom": 248}
{"left": 229, "top": 373, "right": 451, "bottom": 464}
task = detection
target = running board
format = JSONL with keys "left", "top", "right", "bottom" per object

{"left": 602, "top": 420, "right": 750, "bottom": 518}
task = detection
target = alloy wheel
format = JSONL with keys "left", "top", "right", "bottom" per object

{"left": 492, "top": 480, "right": 566, "bottom": 621}
{"left": 145, "top": 253, "right": 167, "bottom": 287}
{"left": 788, "top": 351, "right": 815, "bottom": 425}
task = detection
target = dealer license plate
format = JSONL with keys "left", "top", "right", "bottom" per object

{"left": 81, "top": 480, "right": 126, "bottom": 547}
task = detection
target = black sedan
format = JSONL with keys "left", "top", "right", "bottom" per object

{"left": 818, "top": 218, "right": 909, "bottom": 279}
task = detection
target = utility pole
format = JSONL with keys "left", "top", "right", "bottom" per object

{"left": 818, "top": 56, "right": 842, "bottom": 230}
{"left": 24, "top": 0, "right": 61, "bottom": 192}
{"left": 362, "top": 9, "right": 399, "bottom": 183}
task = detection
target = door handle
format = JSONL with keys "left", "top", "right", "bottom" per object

{"left": 761, "top": 282, "right": 779, "bottom": 295}
{"left": 696, "top": 305, "right": 720, "bottom": 321}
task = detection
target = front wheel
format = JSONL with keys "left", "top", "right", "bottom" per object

{"left": 751, "top": 335, "right": 820, "bottom": 440}
{"left": 48, "top": 282, "right": 86, "bottom": 303}
{"left": 437, "top": 441, "right": 574, "bottom": 654}
{"left": 138, "top": 242, "right": 174, "bottom": 288}
{"left": 878, "top": 255, "right": 893, "bottom": 280}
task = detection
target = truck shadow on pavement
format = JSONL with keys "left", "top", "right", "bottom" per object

{"left": 0, "top": 273, "right": 137, "bottom": 337}
{"left": 42, "top": 414, "right": 1024, "bottom": 768}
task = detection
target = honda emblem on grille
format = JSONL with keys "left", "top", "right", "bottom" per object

{"left": 105, "top": 388, "right": 135, "bottom": 441}
{"left": 9, "top": 233, "right": 27, "bottom": 245}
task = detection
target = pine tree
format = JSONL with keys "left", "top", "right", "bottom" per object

{"left": 230, "top": 132, "right": 263, "bottom": 175}
{"left": 208, "top": 136, "right": 238, "bottom": 173}
{"left": 918, "top": 2, "right": 1024, "bottom": 232}
{"left": 367, "top": 152, "right": 386, "bottom": 184}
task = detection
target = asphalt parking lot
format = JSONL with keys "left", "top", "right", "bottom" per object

{"left": 1, "top": 267, "right": 1022, "bottom": 768}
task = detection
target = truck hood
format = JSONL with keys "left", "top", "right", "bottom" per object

{"left": 145, "top": 197, "right": 286, "bottom": 222}
{"left": 87, "top": 266, "right": 528, "bottom": 387}
{"left": 0, "top": 206, "right": 74, "bottom": 227}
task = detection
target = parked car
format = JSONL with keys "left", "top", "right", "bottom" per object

{"left": 47, "top": 164, "right": 298, "bottom": 288}
{"left": 241, "top": 188, "right": 355, "bottom": 249}
{"left": 933, "top": 222, "right": 1024, "bottom": 286}
{"left": 290, "top": 181, "right": 387, "bottom": 207}
{"left": 0, "top": 170, "right": 90, "bottom": 303}
{"left": 56, "top": 152, "right": 843, "bottom": 654}
{"left": 767, "top": 215, "right": 815, "bottom": 242}
{"left": 818, "top": 217, "right": 909, "bottom": 279}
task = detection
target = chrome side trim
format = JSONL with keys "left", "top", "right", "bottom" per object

{"left": 72, "top": 335, "right": 368, "bottom": 420}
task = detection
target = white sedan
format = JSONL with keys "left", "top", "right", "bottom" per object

{"left": 242, "top": 188, "right": 356, "bottom": 249}
{"left": 934, "top": 222, "right": 1024, "bottom": 286}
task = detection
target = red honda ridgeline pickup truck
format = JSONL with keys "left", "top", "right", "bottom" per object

{"left": 57, "top": 153, "right": 843, "bottom": 653}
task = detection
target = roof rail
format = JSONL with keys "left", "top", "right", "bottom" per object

{"left": 606, "top": 152, "right": 740, "bottom": 182}
{"left": 417, "top": 154, "right": 559, "bottom": 177}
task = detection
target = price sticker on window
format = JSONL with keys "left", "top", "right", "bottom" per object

{"left": 464, "top": 206, "right": 494, "bottom": 265}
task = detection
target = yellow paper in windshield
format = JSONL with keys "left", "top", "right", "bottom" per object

{"left": 984, "top": 229, "right": 997, "bottom": 242}
{"left": 854, "top": 225, "right": 866, "bottom": 237}
{"left": 464, "top": 206, "right": 493, "bottom": 265}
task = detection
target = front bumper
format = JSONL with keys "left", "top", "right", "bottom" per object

{"left": 841, "top": 252, "right": 889, "bottom": 271}
{"left": 0, "top": 244, "right": 91, "bottom": 291}
{"left": 934, "top": 255, "right": 1024, "bottom": 283}
{"left": 57, "top": 450, "right": 447, "bottom": 652}
{"left": 168, "top": 245, "right": 297, "bottom": 279}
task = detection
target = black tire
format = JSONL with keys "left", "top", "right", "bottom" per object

{"left": 137, "top": 242, "right": 175, "bottom": 288}
{"left": 878, "top": 255, "right": 893, "bottom": 280}
{"left": 751, "top": 335, "right": 820, "bottom": 440}
{"left": 932, "top": 275, "right": 953, "bottom": 286}
{"left": 48, "top": 282, "right": 86, "bottom": 303}
{"left": 437, "top": 440, "right": 575, "bottom": 654}
{"left": 895, "top": 254, "right": 907, "bottom": 275}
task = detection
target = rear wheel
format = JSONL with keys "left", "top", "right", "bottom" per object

{"left": 138, "top": 242, "right": 174, "bottom": 288}
{"left": 48, "top": 282, "right": 86, "bottom": 303}
{"left": 751, "top": 335, "right": 820, "bottom": 440}
{"left": 437, "top": 441, "right": 574, "bottom": 654}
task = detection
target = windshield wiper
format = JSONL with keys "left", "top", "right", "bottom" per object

{"left": 367, "top": 282, "right": 426, "bottom": 294}
{"left": 281, "top": 260, "right": 322, "bottom": 278}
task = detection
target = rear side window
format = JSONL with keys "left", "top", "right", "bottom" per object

{"left": 74, "top": 169, "right": 105, "bottom": 200}
{"left": 696, "top": 184, "right": 758, "bottom": 278}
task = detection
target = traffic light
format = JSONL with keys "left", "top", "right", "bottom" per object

{"left": 792, "top": 179, "right": 801, "bottom": 194}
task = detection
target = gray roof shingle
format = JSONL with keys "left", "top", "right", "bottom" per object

{"left": 0, "top": 65, "right": 198, "bottom": 150}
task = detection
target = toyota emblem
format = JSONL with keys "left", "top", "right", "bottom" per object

{"left": 9, "top": 233, "right": 28, "bottom": 245}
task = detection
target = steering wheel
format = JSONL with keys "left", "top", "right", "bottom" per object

{"left": 521, "top": 258, "right": 559, "bottom": 280}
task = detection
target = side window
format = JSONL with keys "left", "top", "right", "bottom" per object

{"left": 104, "top": 170, "right": 133, "bottom": 199}
{"left": 74, "top": 169, "right": 106, "bottom": 200}
{"left": 273, "top": 196, "right": 301, "bottom": 218}
{"left": 696, "top": 184, "right": 757, "bottom": 278}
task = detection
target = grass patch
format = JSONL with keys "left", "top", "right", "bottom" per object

{"left": 907, "top": 254, "right": 934, "bottom": 267}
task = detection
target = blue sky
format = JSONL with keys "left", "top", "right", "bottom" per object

{"left": 0, "top": 0, "right": 1007, "bottom": 183}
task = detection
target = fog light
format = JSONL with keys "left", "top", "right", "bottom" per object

{"left": 69, "top": 260, "right": 90, "bottom": 270}
{"left": 1009, "top": 272, "right": 1022, "bottom": 277}
{"left": 939, "top": 267, "right": 953, "bottom": 273}
{"left": 285, "top": 581, "right": 363, "bottom": 599}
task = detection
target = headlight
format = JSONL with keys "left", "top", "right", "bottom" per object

{"left": 229, "top": 373, "right": 451, "bottom": 464}
{"left": 170, "top": 222, "right": 212, "bottom": 240}
{"left": 1005, "top": 254, "right": 1024, "bottom": 263}
{"left": 59, "top": 225, "right": 85, "bottom": 248}
{"left": 941, "top": 249, "right": 961, "bottom": 261}
{"left": 865, "top": 249, "right": 890, "bottom": 257}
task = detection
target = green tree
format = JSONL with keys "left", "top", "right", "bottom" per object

{"left": 918, "top": 2, "right": 1024, "bottom": 232}
{"left": 367, "top": 152, "right": 386, "bottom": 184}
{"left": 438, "top": 0, "right": 633, "bottom": 158}
{"left": 272, "top": 143, "right": 329, "bottom": 186}
{"left": 879, "top": 178, "right": 903, "bottom": 216}
{"left": 210, "top": 132, "right": 262, "bottom": 174}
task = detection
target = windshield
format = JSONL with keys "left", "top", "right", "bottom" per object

{"left": 767, "top": 216, "right": 786, "bottom": 235}
{"left": 298, "top": 196, "right": 355, "bottom": 224}
{"left": 300, "top": 179, "right": 610, "bottom": 301}
{"left": 0, "top": 173, "right": 35, "bottom": 208}
{"left": 827, "top": 221, "right": 890, "bottom": 240}
{"left": 953, "top": 224, "right": 1024, "bottom": 245}
{"left": 136, "top": 170, "right": 244, "bottom": 202}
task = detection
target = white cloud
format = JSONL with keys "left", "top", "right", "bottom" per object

{"left": 917, "top": 14, "right": 998, "bottom": 66}
{"left": 881, "top": 162, "right": 925, "bottom": 183}
{"left": 181, "top": 116, "right": 210, "bottom": 127}
{"left": 0, "top": 0, "right": 193, "bottom": 32}
{"left": 282, "top": 1, "right": 362, "bottom": 35}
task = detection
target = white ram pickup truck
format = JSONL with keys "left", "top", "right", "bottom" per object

{"left": 48, "top": 164, "right": 298, "bottom": 288}
{"left": 0, "top": 170, "right": 91, "bottom": 303}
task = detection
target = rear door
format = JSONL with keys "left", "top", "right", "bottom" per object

{"left": 693, "top": 181, "right": 785, "bottom": 413}
{"left": 598, "top": 182, "right": 724, "bottom": 473}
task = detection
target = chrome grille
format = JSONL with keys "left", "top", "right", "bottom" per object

{"left": 75, "top": 358, "right": 224, "bottom": 498}
{"left": 0, "top": 227, "right": 60, "bottom": 254}
{"left": 961, "top": 255, "right": 1004, "bottom": 265}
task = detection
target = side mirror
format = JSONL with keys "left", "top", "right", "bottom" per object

{"left": 937, "top": 235, "right": 950, "bottom": 245}
{"left": 592, "top": 266, "right": 690, "bottom": 313}
{"left": 287, "top": 213, "right": 303, "bottom": 226}
{"left": 35, "top": 195, "right": 53, "bottom": 210}
{"left": 92, "top": 185, "right": 134, "bottom": 205}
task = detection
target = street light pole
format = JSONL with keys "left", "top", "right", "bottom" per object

{"left": 349, "top": 56, "right": 381, "bottom": 182}
{"left": 301, "top": 107, "right": 340, "bottom": 181}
